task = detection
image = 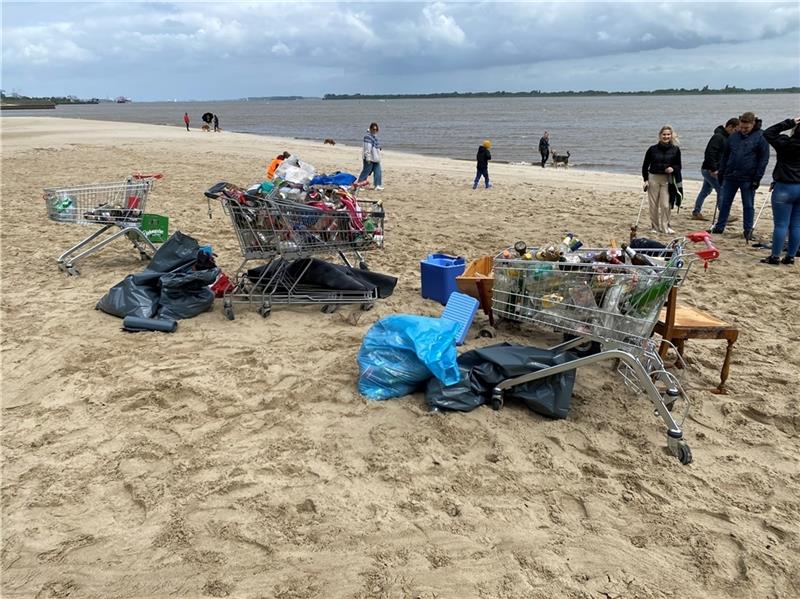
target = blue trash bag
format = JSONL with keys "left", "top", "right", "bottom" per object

{"left": 357, "top": 315, "right": 461, "bottom": 400}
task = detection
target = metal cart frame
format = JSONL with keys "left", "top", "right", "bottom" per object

{"left": 204, "top": 182, "right": 385, "bottom": 320}
{"left": 490, "top": 233, "right": 719, "bottom": 464}
{"left": 44, "top": 173, "right": 163, "bottom": 275}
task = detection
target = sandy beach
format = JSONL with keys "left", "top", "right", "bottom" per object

{"left": 1, "top": 117, "right": 798, "bottom": 598}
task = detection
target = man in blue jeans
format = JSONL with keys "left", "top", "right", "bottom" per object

{"left": 711, "top": 112, "right": 770, "bottom": 241}
{"left": 692, "top": 117, "right": 739, "bottom": 220}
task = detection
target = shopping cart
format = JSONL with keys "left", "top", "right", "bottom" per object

{"left": 44, "top": 173, "right": 163, "bottom": 275}
{"left": 490, "top": 232, "right": 719, "bottom": 465}
{"left": 204, "top": 182, "right": 385, "bottom": 320}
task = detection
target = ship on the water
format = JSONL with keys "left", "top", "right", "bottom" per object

{"left": 115, "top": 96, "right": 131, "bottom": 103}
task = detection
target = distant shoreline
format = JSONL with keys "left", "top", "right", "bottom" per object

{"left": 323, "top": 87, "right": 800, "bottom": 100}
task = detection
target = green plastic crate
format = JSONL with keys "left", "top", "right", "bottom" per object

{"left": 140, "top": 213, "right": 169, "bottom": 243}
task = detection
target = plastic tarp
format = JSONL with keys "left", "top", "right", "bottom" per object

{"left": 309, "top": 173, "right": 357, "bottom": 187}
{"left": 425, "top": 342, "right": 577, "bottom": 418}
{"left": 96, "top": 231, "right": 218, "bottom": 327}
{"left": 358, "top": 315, "right": 461, "bottom": 400}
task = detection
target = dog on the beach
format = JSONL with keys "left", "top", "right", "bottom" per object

{"left": 201, "top": 124, "right": 211, "bottom": 132}
{"left": 323, "top": 138, "right": 336, "bottom": 146}
{"left": 552, "top": 151, "right": 571, "bottom": 167}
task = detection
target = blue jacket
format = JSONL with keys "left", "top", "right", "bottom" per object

{"left": 718, "top": 125, "right": 770, "bottom": 184}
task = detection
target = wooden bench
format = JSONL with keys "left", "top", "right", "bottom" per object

{"left": 653, "top": 286, "right": 739, "bottom": 394}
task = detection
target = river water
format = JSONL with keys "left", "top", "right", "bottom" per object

{"left": 4, "top": 94, "right": 798, "bottom": 179}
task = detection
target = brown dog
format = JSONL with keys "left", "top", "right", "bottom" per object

{"left": 201, "top": 124, "right": 211, "bottom": 132}
{"left": 323, "top": 138, "right": 336, "bottom": 145}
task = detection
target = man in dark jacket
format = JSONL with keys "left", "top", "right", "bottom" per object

{"left": 711, "top": 112, "right": 770, "bottom": 240}
{"left": 691, "top": 117, "right": 739, "bottom": 220}
{"left": 538, "top": 132, "right": 549, "bottom": 168}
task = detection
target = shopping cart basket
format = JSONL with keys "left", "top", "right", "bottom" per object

{"left": 490, "top": 232, "right": 719, "bottom": 464}
{"left": 204, "top": 182, "right": 385, "bottom": 320}
{"left": 44, "top": 173, "right": 163, "bottom": 275}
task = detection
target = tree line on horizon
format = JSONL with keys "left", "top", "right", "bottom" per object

{"left": 323, "top": 85, "right": 800, "bottom": 100}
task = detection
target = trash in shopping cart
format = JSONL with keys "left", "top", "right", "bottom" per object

{"left": 487, "top": 232, "right": 719, "bottom": 465}
{"left": 44, "top": 173, "right": 163, "bottom": 276}
{"left": 203, "top": 180, "right": 388, "bottom": 320}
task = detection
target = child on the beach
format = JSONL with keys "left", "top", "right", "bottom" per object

{"left": 473, "top": 140, "right": 492, "bottom": 189}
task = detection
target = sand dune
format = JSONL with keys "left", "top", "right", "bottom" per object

{"left": 2, "top": 117, "right": 798, "bottom": 598}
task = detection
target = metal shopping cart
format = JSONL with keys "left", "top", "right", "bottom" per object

{"left": 490, "top": 232, "right": 719, "bottom": 464}
{"left": 204, "top": 182, "right": 385, "bottom": 320}
{"left": 44, "top": 173, "right": 163, "bottom": 275}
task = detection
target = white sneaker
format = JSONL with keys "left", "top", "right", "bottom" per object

{"left": 374, "top": 186, "right": 384, "bottom": 191}
{"left": 649, "top": 228, "right": 658, "bottom": 234}
{"left": 665, "top": 227, "right": 675, "bottom": 234}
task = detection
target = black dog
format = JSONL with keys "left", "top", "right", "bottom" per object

{"left": 552, "top": 151, "right": 571, "bottom": 167}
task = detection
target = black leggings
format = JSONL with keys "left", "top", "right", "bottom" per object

{"left": 540, "top": 151, "right": 549, "bottom": 168}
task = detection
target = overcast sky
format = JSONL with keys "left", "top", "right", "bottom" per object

{"left": 2, "top": 1, "right": 799, "bottom": 100}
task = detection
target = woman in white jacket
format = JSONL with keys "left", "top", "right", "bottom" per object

{"left": 357, "top": 122, "right": 383, "bottom": 190}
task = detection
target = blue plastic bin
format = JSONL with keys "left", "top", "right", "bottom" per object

{"left": 421, "top": 253, "right": 466, "bottom": 305}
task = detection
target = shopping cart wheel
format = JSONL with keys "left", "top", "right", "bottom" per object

{"left": 359, "top": 261, "right": 370, "bottom": 270}
{"left": 360, "top": 302, "right": 374, "bottom": 311}
{"left": 478, "top": 327, "right": 496, "bottom": 338}
{"left": 490, "top": 392, "right": 504, "bottom": 411}
{"left": 223, "top": 304, "right": 235, "bottom": 321}
{"left": 258, "top": 306, "right": 271, "bottom": 318}
{"left": 668, "top": 436, "right": 693, "bottom": 465}
{"left": 57, "top": 262, "right": 67, "bottom": 273}
{"left": 65, "top": 265, "right": 80, "bottom": 277}
{"left": 563, "top": 334, "right": 601, "bottom": 357}
{"left": 321, "top": 304, "right": 339, "bottom": 314}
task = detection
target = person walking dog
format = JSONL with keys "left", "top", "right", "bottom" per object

{"left": 538, "top": 132, "right": 550, "bottom": 168}
{"left": 473, "top": 140, "right": 492, "bottom": 189}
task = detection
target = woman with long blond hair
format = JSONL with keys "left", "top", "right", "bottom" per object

{"left": 642, "top": 125, "right": 682, "bottom": 234}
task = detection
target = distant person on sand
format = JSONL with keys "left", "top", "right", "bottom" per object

{"left": 642, "top": 125, "right": 682, "bottom": 235}
{"left": 473, "top": 140, "right": 492, "bottom": 189}
{"left": 759, "top": 116, "right": 800, "bottom": 265}
{"left": 691, "top": 117, "right": 740, "bottom": 221}
{"left": 711, "top": 111, "right": 770, "bottom": 241}
{"left": 183, "top": 112, "right": 190, "bottom": 131}
{"left": 357, "top": 122, "right": 383, "bottom": 190}
{"left": 213, "top": 114, "right": 220, "bottom": 132}
{"left": 266, "top": 151, "right": 291, "bottom": 180}
{"left": 538, "top": 131, "right": 550, "bottom": 168}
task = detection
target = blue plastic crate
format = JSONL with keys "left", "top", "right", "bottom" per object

{"left": 441, "top": 292, "right": 480, "bottom": 345}
{"left": 420, "top": 253, "right": 466, "bottom": 305}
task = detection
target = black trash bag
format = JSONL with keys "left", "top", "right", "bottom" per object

{"left": 425, "top": 367, "right": 484, "bottom": 412}
{"left": 96, "top": 272, "right": 162, "bottom": 318}
{"left": 426, "top": 343, "right": 577, "bottom": 419}
{"left": 157, "top": 267, "right": 219, "bottom": 320}
{"left": 147, "top": 231, "right": 199, "bottom": 273}
{"left": 247, "top": 258, "right": 397, "bottom": 297}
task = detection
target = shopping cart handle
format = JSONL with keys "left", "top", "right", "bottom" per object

{"left": 132, "top": 172, "right": 164, "bottom": 180}
{"left": 686, "top": 231, "right": 720, "bottom": 263}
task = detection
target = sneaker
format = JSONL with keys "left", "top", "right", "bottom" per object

{"left": 691, "top": 212, "right": 708, "bottom": 221}
{"left": 649, "top": 228, "right": 658, "bottom": 234}
{"left": 709, "top": 227, "right": 724, "bottom": 234}
{"left": 665, "top": 227, "right": 675, "bottom": 234}
{"left": 760, "top": 255, "right": 781, "bottom": 265}
{"left": 781, "top": 255, "right": 795, "bottom": 265}
{"left": 486, "top": 183, "right": 493, "bottom": 189}
{"left": 743, "top": 229, "right": 753, "bottom": 242}
{"left": 472, "top": 184, "right": 478, "bottom": 190}
{"left": 374, "top": 186, "right": 384, "bottom": 191}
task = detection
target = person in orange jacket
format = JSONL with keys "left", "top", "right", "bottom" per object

{"left": 266, "top": 151, "right": 291, "bottom": 179}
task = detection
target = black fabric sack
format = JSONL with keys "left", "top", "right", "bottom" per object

{"left": 426, "top": 343, "right": 577, "bottom": 419}
{"left": 247, "top": 258, "right": 397, "bottom": 298}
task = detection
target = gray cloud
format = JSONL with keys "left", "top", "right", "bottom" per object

{"left": 2, "top": 1, "right": 798, "bottom": 99}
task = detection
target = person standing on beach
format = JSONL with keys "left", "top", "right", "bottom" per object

{"left": 473, "top": 140, "right": 492, "bottom": 189}
{"left": 183, "top": 112, "right": 190, "bottom": 131}
{"left": 760, "top": 116, "right": 800, "bottom": 265}
{"left": 213, "top": 114, "right": 220, "bottom": 132}
{"left": 642, "top": 125, "right": 682, "bottom": 234}
{"left": 357, "top": 122, "right": 383, "bottom": 190}
{"left": 538, "top": 132, "right": 550, "bottom": 168}
{"left": 691, "top": 117, "right": 740, "bottom": 221}
{"left": 711, "top": 111, "right": 770, "bottom": 241}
